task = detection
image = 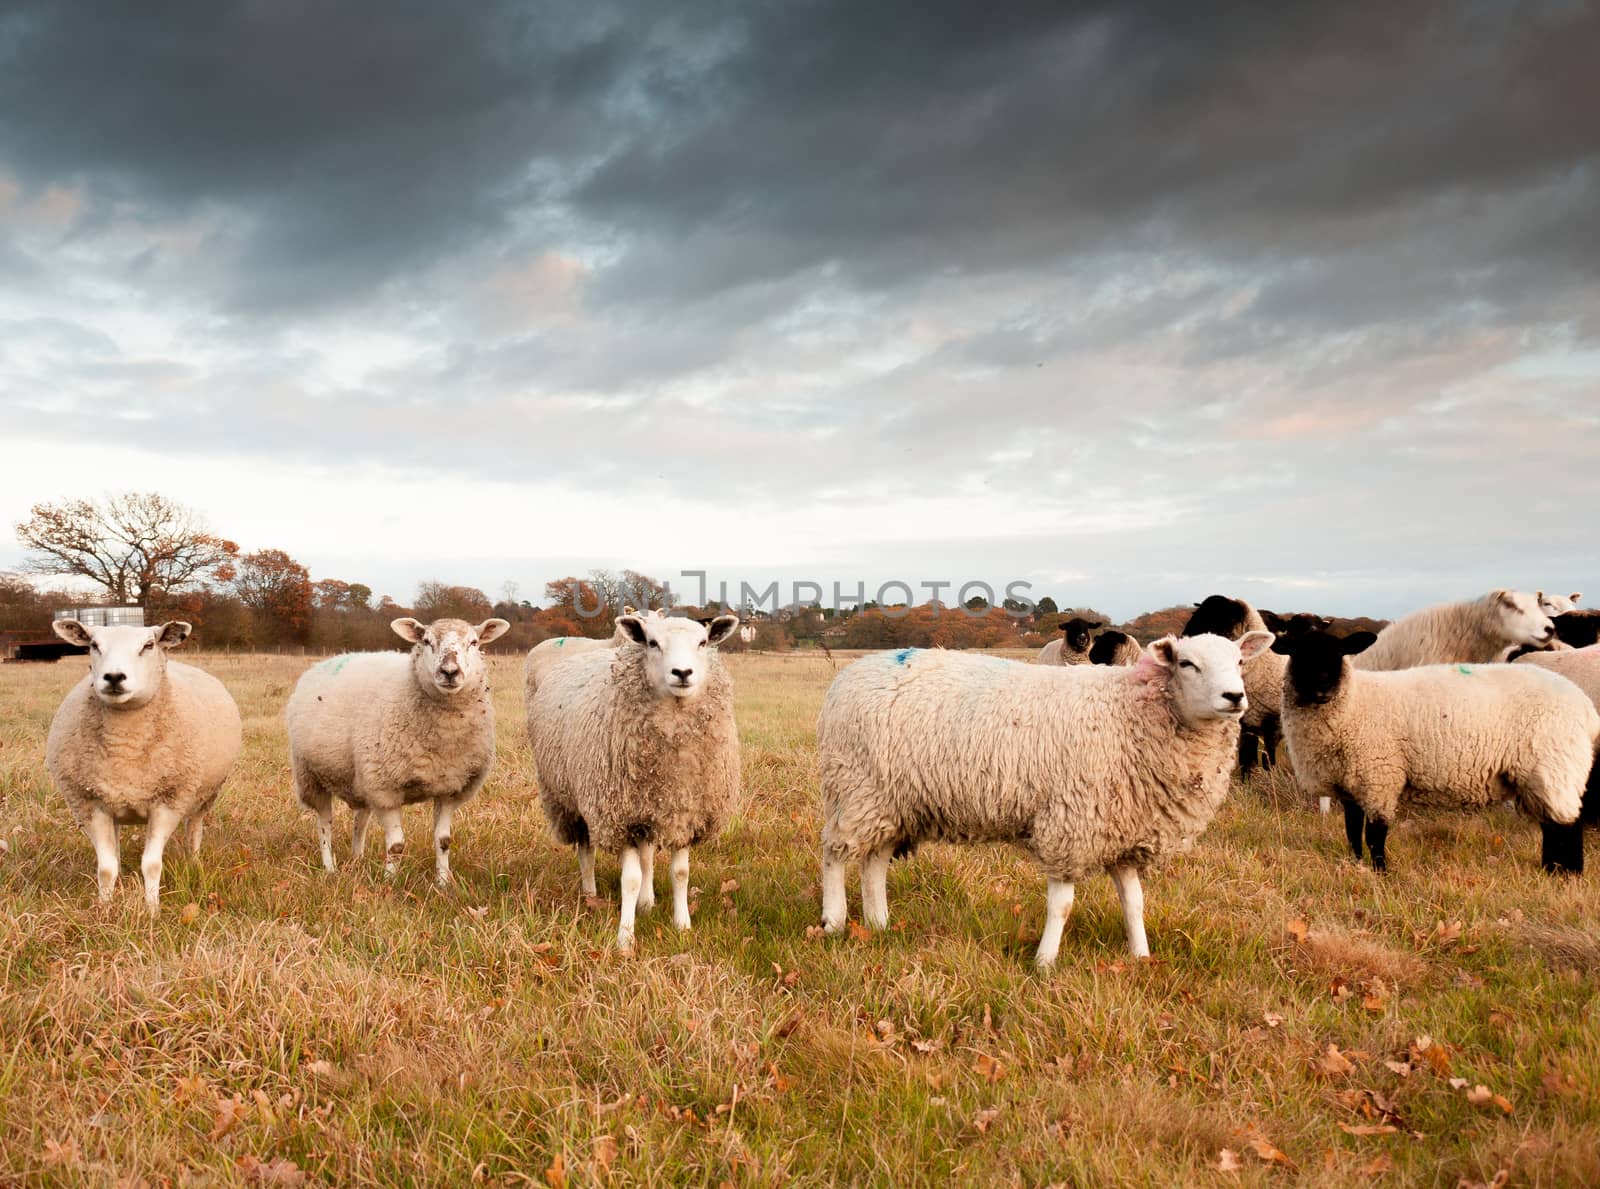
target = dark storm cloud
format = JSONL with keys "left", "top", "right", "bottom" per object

{"left": 3, "top": 0, "right": 1596, "bottom": 312}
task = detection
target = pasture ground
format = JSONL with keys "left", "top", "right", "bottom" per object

{"left": 1, "top": 651, "right": 1597, "bottom": 1186}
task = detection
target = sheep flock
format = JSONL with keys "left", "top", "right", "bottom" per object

{"left": 28, "top": 584, "right": 1599, "bottom": 972}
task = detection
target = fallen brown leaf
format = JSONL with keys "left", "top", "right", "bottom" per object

{"left": 1249, "top": 1137, "right": 1296, "bottom": 1169}
{"left": 1316, "top": 1043, "right": 1356, "bottom": 1078}
{"left": 1286, "top": 918, "right": 1309, "bottom": 944}
{"left": 973, "top": 1054, "right": 1006, "bottom": 1083}
{"left": 41, "top": 1138, "right": 80, "bottom": 1167}
{"left": 1384, "top": 1060, "right": 1412, "bottom": 1078}
{"left": 972, "top": 1107, "right": 1000, "bottom": 1134}
{"left": 591, "top": 1134, "right": 618, "bottom": 1177}
{"left": 719, "top": 878, "right": 739, "bottom": 894}
{"left": 180, "top": 902, "right": 200, "bottom": 925}
{"left": 1216, "top": 1148, "right": 1243, "bottom": 1174}
{"left": 1362, "top": 1152, "right": 1394, "bottom": 1176}
{"left": 209, "top": 1095, "right": 248, "bottom": 1141}
{"left": 1340, "top": 1123, "right": 1399, "bottom": 1136}
{"left": 237, "top": 1155, "right": 307, "bottom": 1186}
{"left": 545, "top": 1152, "right": 568, "bottom": 1188}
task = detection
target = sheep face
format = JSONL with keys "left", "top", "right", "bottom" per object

{"left": 1538, "top": 590, "right": 1582, "bottom": 617}
{"left": 1492, "top": 589, "right": 1556, "bottom": 648}
{"left": 1059, "top": 616, "right": 1103, "bottom": 652}
{"left": 52, "top": 619, "right": 192, "bottom": 709}
{"left": 391, "top": 616, "right": 511, "bottom": 697}
{"left": 1182, "top": 595, "right": 1253, "bottom": 640}
{"left": 1277, "top": 630, "right": 1379, "bottom": 705}
{"left": 1553, "top": 612, "right": 1600, "bottom": 648}
{"left": 618, "top": 612, "right": 739, "bottom": 699}
{"left": 1147, "top": 631, "right": 1272, "bottom": 723}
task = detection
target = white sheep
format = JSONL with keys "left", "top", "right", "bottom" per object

{"left": 818, "top": 631, "right": 1274, "bottom": 967}
{"left": 1509, "top": 644, "right": 1600, "bottom": 832}
{"left": 46, "top": 619, "right": 242, "bottom": 915}
{"left": 1034, "top": 616, "right": 1102, "bottom": 665}
{"left": 1354, "top": 590, "right": 1553, "bottom": 672}
{"left": 1539, "top": 591, "right": 1583, "bottom": 617}
{"left": 285, "top": 616, "right": 509, "bottom": 885}
{"left": 1278, "top": 631, "right": 1598, "bottom": 875}
{"left": 530, "top": 612, "right": 741, "bottom": 950}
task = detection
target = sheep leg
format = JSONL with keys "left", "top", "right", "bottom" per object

{"left": 636, "top": 842, "right": 656, "bottom": 912}
{"left": 1364, "top": 817, "right": 1389, "bottom": 873}
{"left": 86, "top": 806, "right": 120, "bottom": 904}
{"left": 378, "top": 808, "right": 405, "bottom": 879}
{"left": 1319, "top": 796, "right": 1332, "bottom": 815}
{"left": 861, "top": 845, "right": 893, "bottom": 930}
{"left": 820, "top": 850, "right": 849, "bottom": 933}
{"left": 351, "top": 808, "right": 371, "bottom": 858}
{"left": 578, "top": 844, "right": 597, "bottom": 897}
{"left": 1259, "top": 718, "right": 1280, "bottom": 771}
{"left": 671, "top": 847, "right": 691, "bottom": 930}
{"left": 617, "top": 846, "right": 643, "bottom": 951}
{"left": 1034, "top": 878, "right": 1076, "bottom": 969}
{"left": 1110, "top": 865, "right": 1150, "bottom": 959}
{"left": 313, "top": 799, "right": 337, "bottom": 873}
{"left": 140, "top": 804, "right": 183, "bottom": 917}
{"left": 1341, "top": 799, "right": 1366, "bottom": 860}
{"left": 1540, "top": 821, "right": 1584, "bottom": 875}
{"left": 433, "top": 798, "right": 457, "bottom": 888}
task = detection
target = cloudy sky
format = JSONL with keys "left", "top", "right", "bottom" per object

{"left": 1, "top": 1, "right": 1596, "bottom": 619}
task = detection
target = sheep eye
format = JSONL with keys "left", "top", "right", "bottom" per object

{"left": 140, "top": 642, "right": 154, "bottom": 654}
{"left": 698, "top": 640, "right": 707, "bottom": 649}
{"left": 648, "top": 640, "right": 660, "bottom": 650}
{"left": 1179, "top": 660, "right": 1198, "bottom": 671}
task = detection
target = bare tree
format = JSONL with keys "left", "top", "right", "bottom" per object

{"left": 14, "top": 492, "right": 237, "bottom": 608}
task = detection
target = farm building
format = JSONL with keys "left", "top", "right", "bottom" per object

{"left": 1, "top": 605, "right": 144, "bottom": 662}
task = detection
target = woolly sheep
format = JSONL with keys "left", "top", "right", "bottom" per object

{"left": 530, "top": 612, "right": 741, "bottom": 951}
{"left": 1353, "top": 590, "right": 1553, "bottom": 672}
{"left": 1278, "top": 631, "right": 1598, "bottom": 875}
{"left": 286, "top": 616, "right": 510, "bottom": 885}
{"left": 1035, "top": 616, "right": 1103, "bottom": 665}
{"left": 46, "top": 619, "right": 242, "bottom": 915}
{"left": 1088, "top": 629, "right": 1142, "bottom": 666}
{"left": 1539, "top": 591, "right": 1583, "bottom": 617}
{"left": 818, "top": 631, "right": 1274, "bottom": 966}
{"left": 1508, "top": 644, "right": 1600, "bottom": 827}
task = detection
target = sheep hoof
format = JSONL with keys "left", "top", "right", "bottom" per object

{"left": 616, "top": 928, "right": 635, "bottom": 952}
{"left": 674, "top": 914, "right": 691, "bottom": 931}
{"left": 1034, "top": 955, "right": 1056, "bottom": 972}
{"left": 822, "top": 919, "right": 845, "bottom": 935}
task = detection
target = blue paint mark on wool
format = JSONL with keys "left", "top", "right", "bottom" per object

{"left": 1457, "top": 664, "right": 1474, "bottom": 674}
{"left": 893, "top": 648, "right": 917, "bottom": 665}
{"left": 318, "top": 655, "right": 353, "bottom": 675}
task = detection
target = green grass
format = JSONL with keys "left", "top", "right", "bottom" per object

{"left": 1, "top": 652, "right": 1597, "bottom": 1186}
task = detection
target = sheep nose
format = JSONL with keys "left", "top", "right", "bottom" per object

{"left": 102, "top": 672, "right": 126, "bottom": 687}
{"left": 1222, "top": 690, "right": 1244, "bottom": 705}
{"left": 439, "top": 664, "right": 461, "bottom": 679}
{"left": 671, "top": 667, "right": 693, "bottom": 682}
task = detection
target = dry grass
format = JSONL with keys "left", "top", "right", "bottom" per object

{"left": 1, "top": 651, "right": 1598, "bottom": 1186}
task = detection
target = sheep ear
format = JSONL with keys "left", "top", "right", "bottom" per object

{"left": 476, "top": 618, "right": 510, "bottom": 645}
{"left": 1570, "top": 593, "right": 1582, "bottom": 605}
{"left": 156, "top": 621, "right": 192, "bottom": 650}
{"left": 617, "top": 614, "right": 648, "bottom": 645}
{"left": 705, "top": 614, "right": 740, "bottom": 645}
{"left": 1148, "top": 636, "right": 1178, "bottom": 668}
{"left": 1259, "top": 610, "right": 1285, "bottom": 632}
{"left": 52, "top": 619, "right": 92, "bottom": 647}
{"left": 1270, "top": 634, "right": 1298, "bottom": 656}
{"left": 391, "top": 617, "right": 427, "bottom": 644}
{"left": 1237, "top": 630, "right": 1273, "bottom": 660}
{"left": 1493, "top": 589, "right": 1518, "bottom": 609}
{"left": 621, "top": 605, "right": 637, "bottom": 616}
{"left": 1341, "top": 632, "right": 1378, "bottom": 656}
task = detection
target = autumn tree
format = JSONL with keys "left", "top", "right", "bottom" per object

{"left": 232, "top": 548, "right": 314, "bottom": 643}
{"left": 14, "top": 492, "right": 237, "bottom": 609}
{"left": 414, "top": 581, "right": 493, "bottom": 622}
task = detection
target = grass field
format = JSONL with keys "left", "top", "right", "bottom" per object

{"left": 1, "top": 651, "right": 1597, "bottom": 1186}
